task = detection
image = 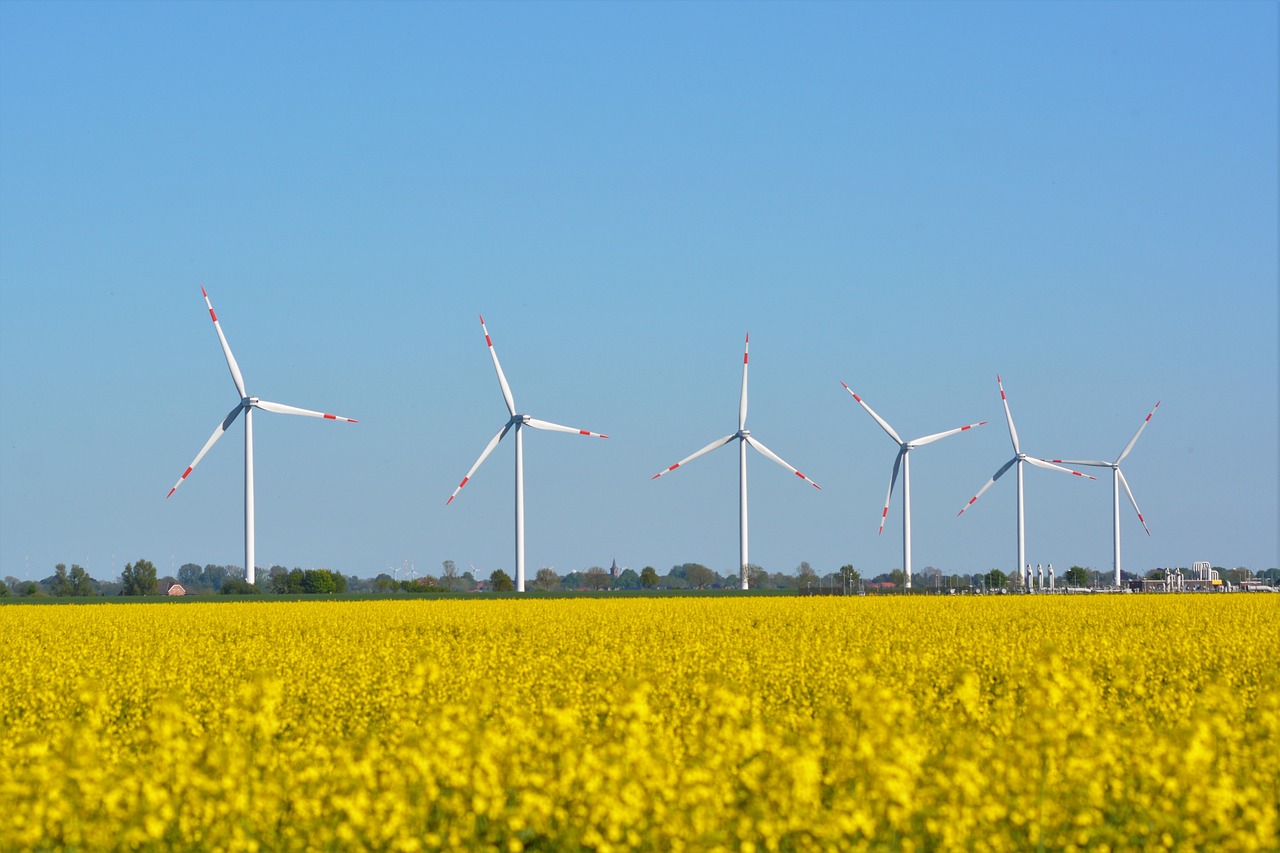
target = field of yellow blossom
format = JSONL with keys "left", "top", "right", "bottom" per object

{"left": 0, "top": 595, "right": 1276, "bottom": 851}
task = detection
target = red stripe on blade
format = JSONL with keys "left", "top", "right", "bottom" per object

{"left": 209, "top": 309, "right": 217, "bottom": 322}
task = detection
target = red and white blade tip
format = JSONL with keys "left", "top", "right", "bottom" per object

{"left": 795, "top": 470, "right": 821, "bottom": 489}
{"left": 166, "top": 465, "right": 195, "bottom": 499}
{"left": 322, "top": 414, "right": 358, "bottom": 422}
{"left": 200, "top": 285, "right": 208, "bottom": 297}
{"left": 841, "top": 382, "right": 863, "bottom": 403}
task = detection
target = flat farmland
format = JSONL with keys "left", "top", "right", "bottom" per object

{"left": 1, "top": 596, "right": 1275, "bottom": 851}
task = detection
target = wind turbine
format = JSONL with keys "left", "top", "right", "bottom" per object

{"left": 841, "top": 383, "right": 986, "bottom": 590}
{"left": 446, "top": 315, "right": 608, "bottom": 593}
{"left": 651, "top": 335, "right": 820, "bottom": 590}
{"left": 957, "top": 375, "right": 1095, "bottom": 587}
{"left": 167, "top": 287, "right": 357, "bottom": 585}
{"left": 1047, "top": 401, "right": 1160, "bottom": 587}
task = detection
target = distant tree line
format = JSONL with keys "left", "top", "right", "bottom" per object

{"left": 4, "top": 561, "right": 1276, "bottom": 599}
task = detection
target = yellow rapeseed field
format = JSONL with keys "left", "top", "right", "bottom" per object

{"left": 0, "top": 595, "right": 1276, "bottom": 851}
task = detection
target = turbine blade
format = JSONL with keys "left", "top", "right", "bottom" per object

{"left": 879, "top": 450, "right": 903, "bottom": 534}
{"left": 958, "top": 456, "right": 1016, "bottom": 516}
{"left": 1045, "top": 458, "right": 1111, "bottom": 468}
{"left": 446, "top": 422, "right": 512, "bottom": 505}
{"left": 910, "top": 420, "right": 987, "bottom": 447}
{"left": 167, "top": 404, "right": 243, "bottom": 498}
{"left": 840, "top": 383, "right": 902, "bottom": 444}
{"left": 1026, "top": 457, "right": 1097, "bottom": 479}
{"left": 739, "top": 333, "right": 749, "bottom": 431}
{"left": 651, "top": 434, "right": 737, "bottom": 480}
{"left": 255, "top": 399, "right": 358, "bottom": 422}
{"left": 480, "top": 314, "right": 517, "bottom": 417}
{"left": 201, "top": 286, "right": 247, "bottom": 399}
{"left": 1117, "top": 468, "right": 1150, "bottom": 535}
{"left": 997, "top": 374, "right": 1020, "bottom": 454}
{"left": 1117, "top": 400, "right": 1160, "bottom": 463}
{"left": 744, "top": 434, "right": 821, "bottom": 489}
{"left": 524, "top": 417, "right": 608, "bottom": 438}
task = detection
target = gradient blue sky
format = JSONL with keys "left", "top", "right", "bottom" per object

{"left": 1, "top": 1, "right": 1275, "bottom": 582}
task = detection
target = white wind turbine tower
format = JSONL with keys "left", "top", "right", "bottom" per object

{"left": 167, "top": 287, "right": 357, "bottom": 585}
{"left": 446, "top": 315, "right": 608, "bottom": 593}
{"left": 1047, "top": 401, "right": 1160, "bottom": 587}
{"left": 652, "top": 335, "right": 821, "bottom": 590}
{"left": 957, "top": 375, "right": 1095, "bottom": 587}
{"left": 841, "top": 383, "right": 986, "bottom": 590}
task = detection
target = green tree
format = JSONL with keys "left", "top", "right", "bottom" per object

{"left": 584, "top": 566, "right": 611, "bottom": 591}
{"left": 615, "top": 568, "right": 640, "bottom": 590}
{"left": 302, "top": 569, "right": 337, "bottom": 594}
{"left": 120, "top": 559, "right": 158, "bottom": 596}
{"left": 0, "top": 579, "right": 8, "bottom": 597}
{"left": 839, "top": 564, "right": 860, "bottom": 590}
{"left": 489, "top": 569, "right": 514, "bottom": 592}
{"left": 441, "top": 560, "right": 458, "bottom": 591}
{"left": 70, "top": 564, "right": 95, "bottom": 596}
{"left": 49, "top": 564, "right": 72, "bottom": 596}
{"left": 220, "top": 577, "right": 262, "bottom": 595}
{"left": 684, "top": 564, "right": 715, "bottom": 589}
{"left": 178, "top": 563, "right": 202, "bottom": 587}
{"left": 796, "top": 561, "right": 819, "bottom": 589}
{"left": 1145, "top": 568, "right": 1167, "bottom": 581}
{"left": 1063, "top": 566, "right": 1089, "bottom": 587}
{"left": 639, "top": 566, "right": 659, "bottom": 589}
{"left": 745, "top": 564, "right": 769, "bottom": 589}
{"left": 202, "top": 564, "right": 228, "bottom": 591}
{"left": 532, "top": 567, "right": 560, "bottom": 591}
{"left": 984, "top": 569, "right": 1010, "bottom": 589}
{"left": 333, "top": 572, "right": 347, "bottom": 593}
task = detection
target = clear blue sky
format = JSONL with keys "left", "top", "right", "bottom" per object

{"left": 1, "top": 1, "right": 1275, "bottom": 582}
